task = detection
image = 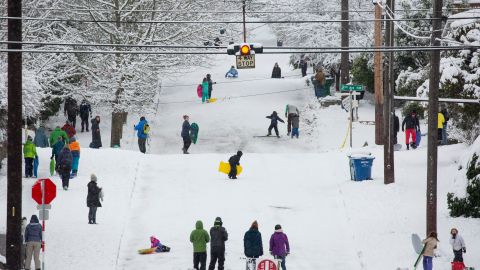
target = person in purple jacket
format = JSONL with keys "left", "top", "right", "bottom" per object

{"left": 269, "top": 224, "right": 290, "bottom": 270}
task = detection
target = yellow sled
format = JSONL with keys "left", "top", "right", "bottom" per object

{"left": 218, "top": 161, "right": 243, "bottom": 175}
{"left": 138, "top": 248, "right": 156, "bottom": 255}
{"left": 207, "top": 98, "right": 218, "bottom": 103}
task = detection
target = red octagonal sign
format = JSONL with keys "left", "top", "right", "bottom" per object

{"left": 32, "top": 179, "right": 57, "bottom": 205}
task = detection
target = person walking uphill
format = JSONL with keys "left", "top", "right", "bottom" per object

{"left": 208, "top": 217, "right": 228, "bottom": 270}
{"left": 181, "top": 115, "right": 192, "bottom": 154}
{"left": 87, "top": 174, "right": 103, "bottom": 224}
{"left": 49, "top": 126, "right": 69, "bottom": 146}
{"left": 23, "top": 136, "right": 37, "bottom": 178}
{"left": 450, "top": 228, "right": 466, "bottom": 262}
{"left": 269, "top": 224, "right": 290, "bottom": 270}
{"left": 64, "top": 97, "right": 78, "bottom": 128}
{"left": 90, "top": 116, "right": 102, "bottom": 149}
{"left": 134, "top": 116, "right": 149, "bottom": 154}
{"left": 402, "top": 111, "right": 420, "bottom": 150}
{"left": 228, "top": 151, "right": 243, "bottom": 179}
{"left": 24, "top": 214, "right": 42, "bottom": 270}
{"left": 266, "top": 111, "right": 285, "bottom": 138}
{"left": 244, "top": 221, "right": 263, "bottom": 269}
{"left": 285, "top": 104, "right": 300, "bottom": 136}
{"left": 69, "top": 137, "right": 80, "bottom": 177}
{"left": 51, "top": 136, "right": 65, "bottom": 164}
{"left": 79, "top": 99, "right": 92, "bottom": 132}
{"left": 271, "top": 63, "right": 282, "bottom": 78}
{"left": 422, "top": 231, "right": 439, "bottom": 270}
{"left": 33, "top": 125, "right": 49, "bottom": 148}
{"left": 62, "top": 120, "right": 76, "bottom": 139}
{"left": 190, "top": 220, "right": 210, "bottom": 270}
{"left": 201, "top": 78, "right": 210, "bottom": 103}
{"left": 57, "top": 146, "right": 73, "bottom": 190}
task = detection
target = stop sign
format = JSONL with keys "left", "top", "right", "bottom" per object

{"left": 32, "top": 179, "right": 57, "bottom": 205}
{"left": 257, "top": 259, "right": 277, "bottom": 270}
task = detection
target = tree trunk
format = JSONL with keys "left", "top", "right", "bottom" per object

{"left": 110, "top": 111, "right": 124, "bottom": 147}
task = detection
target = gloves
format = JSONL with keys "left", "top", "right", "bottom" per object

{"left": 463, "top": 247, "right": 466, "bottom": 253}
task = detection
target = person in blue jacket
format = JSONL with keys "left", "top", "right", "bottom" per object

{"left": 33, "top": 125, "right": 49, "bottom": 148}
{"left": 266, "top": 111, "right": 285, "bottom": 138}
{"left": 134, "top": 116, "right": 148, "bottom": 154}
{"left": 225, "top": 66, "right": 238, "bottom": 78}
{"left": 24, "top": 215, "right": 42, "bottom": 270}
{"left": 181, "top": 115, "right": 192, "bottom": 154}
{"left": 244, "top": 220, "right": 263, "bottom": 270}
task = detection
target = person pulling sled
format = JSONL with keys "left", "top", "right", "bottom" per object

{"left": 228, "top": 151, "right": 243, "bottom": 179}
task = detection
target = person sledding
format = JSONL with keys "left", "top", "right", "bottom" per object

{"left": 228, "top": 151, "right": 243, "bottom": 179}
{"left": 266, "top": 111, "right": 285, "bottom": 138}
{"left": 150, "top": 236, "right": 171, "bottom": 253}
{"left": 225, "top": 66, "right": 238, "bottom": 78}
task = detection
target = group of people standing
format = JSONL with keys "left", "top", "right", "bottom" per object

{"left": 199, "top": 74, "right": 215, "bottom": 103}
{"left": 189, "top": 218, "right": 290, "bottom": 270}
{"left": 421, "top": 228, "right": 467, "bottom": 270}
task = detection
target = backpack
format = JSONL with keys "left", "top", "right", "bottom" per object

{"left": 143, "top": 124, "right": 150, "bottom": 135}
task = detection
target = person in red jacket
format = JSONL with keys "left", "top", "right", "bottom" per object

{"left": 62, "top": 120, "right": 76, "bottom": 139}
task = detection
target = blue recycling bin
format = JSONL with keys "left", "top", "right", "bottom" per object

{"left": 349, "top": 155, "right": 375, "bottom": 181}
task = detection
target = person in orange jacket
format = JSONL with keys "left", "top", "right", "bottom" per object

{"left": 69, "top": 137, "right": 80, "bottom": 176}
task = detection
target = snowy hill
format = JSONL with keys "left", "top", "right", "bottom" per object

{"left": 1, "top": 26, "right": 480, "bottom": 270}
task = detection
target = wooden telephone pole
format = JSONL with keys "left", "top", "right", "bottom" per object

{"left": 341, "top": 0, "right": 349, "bottom": 85}
{"left": 426, "top": 0, "right": 443, "bottom": 235}
{"left": 374, "top": 3, "right": 384, "bottom": 145}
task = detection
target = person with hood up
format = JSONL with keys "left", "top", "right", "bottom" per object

{"left": 271, "top": 63, "right": 282, "bottom": 78}
{"left": 202, "top": 78, "right": 210, "bottom": 103}
{"left": 449, "top": 228, "right": 466, "bottom": 263}
{"left": 69, "top": 137, "right": 80, "bottom": 176}
{"left": 49, "top": 126, "right": 69, "bottom": 146}
{"left": 62, "top": 120, "right": 76, "bottom": 139}
{"left": 134, "top": 116, "right": 149, "bottom": 154}
{"left": 225, "top": 66, "right": 238, "bottom": 78}
{"left": 285, "top": 104, "right": 300, "bottom": 136}
{"left": 402, "top": 110, "right": 420, "bottom": 150}
{"left": 266, "top": 111, "right": 285, "bottom": 138}
{"left": 269, "top": 224, "right": 290, "bottom": 270}
{"left": 87, "top": 174, "right": 103, "bottom": 224}
{"left": 90, "top": 116, "right": 102, "bottom": 148}
{"left": 228, "top": 151, "right": 243, "bottom": 179}
{"left": 23, "top": 136, "right": 37, "bottom": 178}
{"left": 422, "top": 231, "right": 439, "bottom": 270}
{"left": 50, "top": 136, "right": 64, "bottom": 164}
{"left": 190, "top": 220, "right": 210, "bottom": 270}
{"left": 208, "top": 217, "right": 228, "bottom": 270}
{"left": 244, "top": 220, "right": 263, "bottom": 269}
{"left": 181, "top": 115, "right": 192, "bottom": 154}
{"left": 79, "top": 99, "right": 92, "bottom": 132}
{"left": 57, "top": 145, "right": 73, "bottom": 190}
{"left": 24, "top": 214, "right": 42, "bottom": 270}
{"left": 64, "top": 97, "right": 78, "bottom": 128}
{"left": 33, "top": 125, "right": 49, "bottom": 148}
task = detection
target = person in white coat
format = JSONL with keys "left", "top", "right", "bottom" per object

{"left": 449, "top": 228, "right": 466, "bottom": 262}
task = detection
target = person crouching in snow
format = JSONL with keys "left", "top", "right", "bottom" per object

{"left": 87, "top": 174, "right": 103, "bottom": 224}
{"left": 150, "top": 236, "right": 171, "bottom": 252}
{"left": 225, "top": 66, "right": 238, "bottom": 78}
{"left": 228, "top": 151, "right": 243, "bottom": 179}
{"left": 269, "top": 224, "right": 290, "bottom": 270}
{"left": 266, "top": 111, "right": 285, "bottom": 138}
{"left": 291, "top": 115, "right": 299, "bottom": 138}
{"left": 69, "top": 137, "right": 80, "bottom": 177}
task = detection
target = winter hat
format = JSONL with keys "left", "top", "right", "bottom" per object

{"left": 183, "top": 115, "right": 189, "bottom": 120}
{"left": 273, "top": 111, "right": 277, "bottom": 115}
{"left": 27, "top": 135, "right": 32, "bottom": 141}
{"left": 30, "top": 215, "right": 39, "bottom": 223}
{"left": 251, "top": 220, "right": 258, "bottom": 229}
{"left": 274, "top": 224, "right": 282, "bottom": 230}
{"left": 214, "top": 217, "right": 223, "bottom": 226}
{"left": 91, "top": 174, "right": 98, "bottom": 182}
{"left": 140, "top": 116, "right": 145, "bottom": 121}
{"left": 237, "top": 151, "right": 243, "bottom": 157}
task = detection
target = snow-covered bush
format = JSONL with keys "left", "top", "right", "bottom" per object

{"left": 401, "top": 102, "right": 426, "bottom": 119}
{"left": 396, "top": 67, "right": 429, "bottom": 97}
{"left": 447, "top": 152, "right": 480, "bottom": 218}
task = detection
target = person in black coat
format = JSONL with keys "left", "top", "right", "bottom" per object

{"left": 244, "top": 220, "right": 263, "bottom": 270}
{"left": 79, "top": 99, "right": 92, "bottom": 132}
{"left": 87, "top": 174, "right": 103, "bottom": 224}
{"left": 271, "top": 63, "right": 282, "bottom": 78}
{"left": 266, "top": 111, "right": 285, "bottom": 137}
{"left": 299, "top": 59, "right": 308, "bottom": 77}
{"left": 393, "top": 112, "right": 400, "bottom": 144}
{"left": 57, "top": 146, "right": 73, "bottom": 190}
{"left": 64, "top": 97, "right": 78, "bottom": 128}
{"left": 228, "top": 151, "right": 243, "bottom": 179}
{"left": 208, "top": 217, "right": 228, "bottom": 270}
{"left": 206, "top": 74, "right": 216, "bottom": 99}
{"left": 181, "top": 115, "right": 192, "bottom": 154}
{"left": 402, "top": 111, "right": 420, "bottom": 150}
{"left": 90, "top": 116, "right": 102, "bottom": 149}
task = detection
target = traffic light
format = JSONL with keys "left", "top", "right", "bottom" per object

{"left": 227, "top": 43, "right": 263, "bottom": 55}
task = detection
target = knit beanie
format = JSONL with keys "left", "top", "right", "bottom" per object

{"left": 275, "top": 224, "right": 282, "bottom": 230}
{"left": 251, "top": 220, "right": 258, "bottom": 229}
{"left": 214, "top": 217, "right": 223, "bottom": 226}
{"left": 91, "top": 174, "right": 97, "bottom": 182}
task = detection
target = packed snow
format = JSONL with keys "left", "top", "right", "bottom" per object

{"left": 1, "top": 26, "right": 480, "bottom": 270}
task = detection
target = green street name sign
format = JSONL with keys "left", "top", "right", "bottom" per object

{"left": 340, "top": 84, "right": 364, "bottom": 92}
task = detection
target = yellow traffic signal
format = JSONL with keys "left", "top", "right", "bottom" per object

{"left": 240, "top": 45, "right": 250, "bottom": 55}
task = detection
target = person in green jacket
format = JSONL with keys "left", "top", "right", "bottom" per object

{"left": 49, "top": 126, "right": 69, "bottom": 146}
{"left": 23, "top": 136, "right": 37, "bottom": 178}
{"left": 201, "top": 78, "right": 209, "bottom": 104}
{"left": 190, "top": 220, "right": 210, "bottom": 270}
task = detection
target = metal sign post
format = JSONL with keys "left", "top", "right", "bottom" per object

{"left": 41, "top": 179, "right": 46, "bottom": 270}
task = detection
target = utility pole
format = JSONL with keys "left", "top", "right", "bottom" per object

{"left": 383, "top": 0, "right": 395, "bottom": 184}
{"left": 427, "top": 0, "right": 442, "bottom": 235}
{"left": 340, "top": 0, "right": 349, "bottom": 84}
{"left": 242, "top": 0, "right": 247, "bottom": 43}
{"left": 6, "top": 0, "right": 23, "bottom": 268}
{"left": 374, "top": 3, "right": 384, "bottom": 145}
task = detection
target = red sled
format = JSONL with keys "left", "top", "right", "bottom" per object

{"left": 197, "top": 84, "right": 202, "bottom": 98}
{"left": 452, "top": 261, "right": 465, "bottom": 270}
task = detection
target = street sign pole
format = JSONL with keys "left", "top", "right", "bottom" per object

{"left": 350, "top": 91, "right": 353, "bottom": 148}
{"left": 41, "top": 179, "right": 46, "bottom": 270}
